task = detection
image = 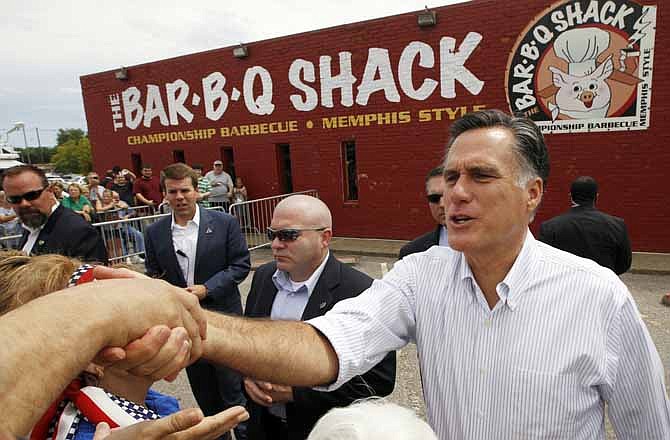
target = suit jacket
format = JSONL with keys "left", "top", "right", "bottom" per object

{"left": 245, "top": 254, "right": 397, "bottom": 440}
{"left": 19, "top": 204, "right": 108, "bottom": 263}
{"left": 144, "top": 207, "right": 251, "bottom": 313}
{"left": 399, "top": 225, "right": 442, "bottom": 259}
{"left": 539, "top": 205, "right": 632, "bottom": 275}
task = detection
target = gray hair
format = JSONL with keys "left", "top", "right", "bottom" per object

{"left": 446, "top": 109, "right": 550, "bottom": 188}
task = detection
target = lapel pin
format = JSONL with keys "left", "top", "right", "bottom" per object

{"left": 205, "top": 227, "right": 213, "bottom": 234}
{"left": 38, "top": 240, "right": 45, "bottom": 246}
{"left": 319, "top": 301, "right": 327, "bottom": 309}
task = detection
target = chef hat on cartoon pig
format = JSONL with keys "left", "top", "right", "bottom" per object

{"left": 553, "top": 27, "right": 610, "bottom": 77}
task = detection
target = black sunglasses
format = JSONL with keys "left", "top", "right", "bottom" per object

{"left": 267, "top": 227, "right": 327, "bottom": 242}
{"left": 426, "top": 193, "right": 444, "bottom": 204}
{"left": 6, "top": 188, "right": 47, "bottom": 204}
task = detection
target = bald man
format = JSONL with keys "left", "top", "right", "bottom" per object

{"left": 243, "top": 195, "right": 396, "bottom": 440}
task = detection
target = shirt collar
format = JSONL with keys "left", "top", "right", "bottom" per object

{"left": 21, "top": 201, "right": 60, "bottom": 234}
{"left": 458, "top": 229, "right": 538, "bottom": 311}
{"left": 272, "top": 250, "right": 330, "bottom": 296}
{"left": 171, "top": 204, "right": 200, "bottom": 230}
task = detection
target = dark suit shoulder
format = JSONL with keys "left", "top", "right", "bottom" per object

{"left": 399, "top": 228, "right": 439, "bottom": 259}
{"left": 202, "top": 208, "right": 236, "bottom": 223}
{"left": 145, "top": 214, "right": 171, "bottom": 236}
{"left": 254, "top": 260, "right": 278, "bottom": 279}
{"left": 338, "top": 260, "right": 373, "bottom": 287}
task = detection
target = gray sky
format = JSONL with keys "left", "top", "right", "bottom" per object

{"left": 1, "top": 0, "right": 468, "bottom": 147}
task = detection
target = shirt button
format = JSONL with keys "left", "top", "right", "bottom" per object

{"left": 484, "top": 319, "right": 492, "bottom": 328}
{"left": 479, "top": 367, "right": 487, "bottom": 376}
{"left": 477, "top": 409, "right": 485, "bottom": 418}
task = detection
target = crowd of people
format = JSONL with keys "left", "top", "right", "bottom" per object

{"left": 0, "top": 161, "right": 245, "bottom": 264}
{"left": 0, "top": 109, "right": 667, "bottom": 440}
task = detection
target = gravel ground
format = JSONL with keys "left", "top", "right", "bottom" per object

{"left": 155, "top": 251, "right": 670, "bottom": 439}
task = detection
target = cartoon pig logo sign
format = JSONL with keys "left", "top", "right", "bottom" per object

{"left": 547, "top": 27, "right": 614, "bottom": 121}
{"left": 549, "top": 56, "right": 614, "bottom": 120}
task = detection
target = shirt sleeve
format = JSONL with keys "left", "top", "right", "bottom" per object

{"left": 308, "top": 257, "right": 418, "bottom": 390}
{"left": 601, "top": 288, "right": 670, "bottom": 438}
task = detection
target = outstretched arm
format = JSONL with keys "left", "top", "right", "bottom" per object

{"left": 203, "top": 313, "right": 339, "bottom": 387}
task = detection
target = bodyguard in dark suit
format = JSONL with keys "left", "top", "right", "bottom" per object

{"left": 144, "top": 163, "right": 250, "bottom": 440}
{"left": 244, "top": 195, "right": 395, "bottom": 440}
{"left": 539, "top": 176, "right": 632, "bottom": 275}
{"left": 399, "top": 166, "right": 448, "bottom": 259}
{"left": 2, "top": 165, "right": 107, "bottom": 263}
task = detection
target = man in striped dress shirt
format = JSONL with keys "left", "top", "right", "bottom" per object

{"left": 136, "top": 109, "right": 670, "bottom": 439}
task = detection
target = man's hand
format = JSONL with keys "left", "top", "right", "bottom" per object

{"left": 92, "top": 406, "right": 249, "bottom": 440}
{"left": 84, "top": 279, "right": 207, "bottom": 370}
{"left": 244, "top": 378, "right": 272, "bottom": 407}
{"left": 267, "top": 383, "right": 293, "bottom": 404}
{"left": 185, "top": 285, "right": 207, "bottom": 300}
{"left": 244, "top": 378, "right": 293, "bottom": 406}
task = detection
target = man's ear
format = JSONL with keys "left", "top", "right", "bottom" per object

{"left": 526, "top": 177, "right": 544, "bottom": 213}
{"left": 322, "top": 229, "right": 333, "bottom": 247}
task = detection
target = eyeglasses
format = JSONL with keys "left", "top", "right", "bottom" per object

{"left": 267, "top": 227, "right": 327, "bottom": 242}
{"left": 6, "top": 188, "right": 47, "bottom": 204}
{"left": 426, "top": 193, "right": 444, "bottom": 204}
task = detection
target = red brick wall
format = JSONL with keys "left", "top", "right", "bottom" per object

{"left": 81, "top": 0, "right": 669, "bottom": 252}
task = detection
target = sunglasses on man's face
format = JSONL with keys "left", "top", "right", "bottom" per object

{"left": 426, "top": 193, "right": 444, "bottom": 204}
{"left": 267, "top": 227, "right": 327, "bottom": 242}
{"left": 6, "top": 188, "right": 47, "bottom": 204}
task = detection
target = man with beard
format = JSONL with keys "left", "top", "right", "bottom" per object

{"left": 1, "top": 165, "right": 107, "bottom": 263}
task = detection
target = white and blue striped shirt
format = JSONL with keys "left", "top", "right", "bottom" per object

{"left": 309, "top": 232, "right": 670, "bottom": 439}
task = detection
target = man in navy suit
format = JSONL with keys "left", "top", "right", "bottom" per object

{"left": 399, "top": 165, "right": 448, "bottom": 259}
{"left": 2, "top": 165, "right": 107, "bottom": 263}
{"left": 243, "top": 195, "right": 396, "bottom": 439}
{"left": 144, "top": 163, "right": 251, "bottom": 440}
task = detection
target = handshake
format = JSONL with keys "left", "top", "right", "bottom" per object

{"left": 1, "top": 267, "right": 246, "bottom": 440}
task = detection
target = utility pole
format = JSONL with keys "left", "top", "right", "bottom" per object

{"left": 35, "top": 127, "right": 43, "bottom": 163}
{"left": 20, "top": 124, "right": 30, "bottom": 164}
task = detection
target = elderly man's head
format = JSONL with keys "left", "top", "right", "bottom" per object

{"left": 307, "top": 399, "right": 437, "bottom": 440}
{"left": 269, "top": 195, "right": 332, "bottom": 282}
{"left": 1, "top": 166, "right": 56, "bottom": 229}
{"left": 443, "top": 110, "right": 549, "bottom": 261}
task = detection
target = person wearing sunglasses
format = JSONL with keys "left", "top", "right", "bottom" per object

{"left": 399, "top": 166, "right": 448, "bottom": 259}
{"left": 0, "top": 165, "right": 107, "bottom": 263}
{"left": 243, "top": 194, "right": 396, "bottom": 440}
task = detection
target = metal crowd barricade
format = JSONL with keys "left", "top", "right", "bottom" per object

{"left": 0, "top": 234, "right": 22, "bottom": 249}
{"left": 228, "top": 189, "right": 319, "bottom": 250}
{"left": 93, "top": 204, "right": 231, "bottom": 263}
{"left": 0, "top": 193, "right": 317, "bottom": 258}
{"left": 95, "top": 208, "right": 155, "bottom": 263}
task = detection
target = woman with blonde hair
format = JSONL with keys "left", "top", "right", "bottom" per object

{"left": 61, "top": 183, "right": 93, "bottom": 222}
{"left": 0, "top": 251, "right": 182, "bottom": 440}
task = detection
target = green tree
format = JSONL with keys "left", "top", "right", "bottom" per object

{"left": 52, "top": 137, "right": 92, "bottom": 174}
{"left": 56, "top": 128, "right": 86, "bottom": 145}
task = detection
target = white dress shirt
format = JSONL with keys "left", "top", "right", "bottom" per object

{"left": 309, "top": 231, "right": 670, "bottom": 439}
{"left": 267, "top": 251, "right": 330, "bottom": 418}
{"left": 171, "top": 205, "right": 200, "bottom": 286}
{"left": 21, "top": 202, "right": 60, "bottom": 255}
